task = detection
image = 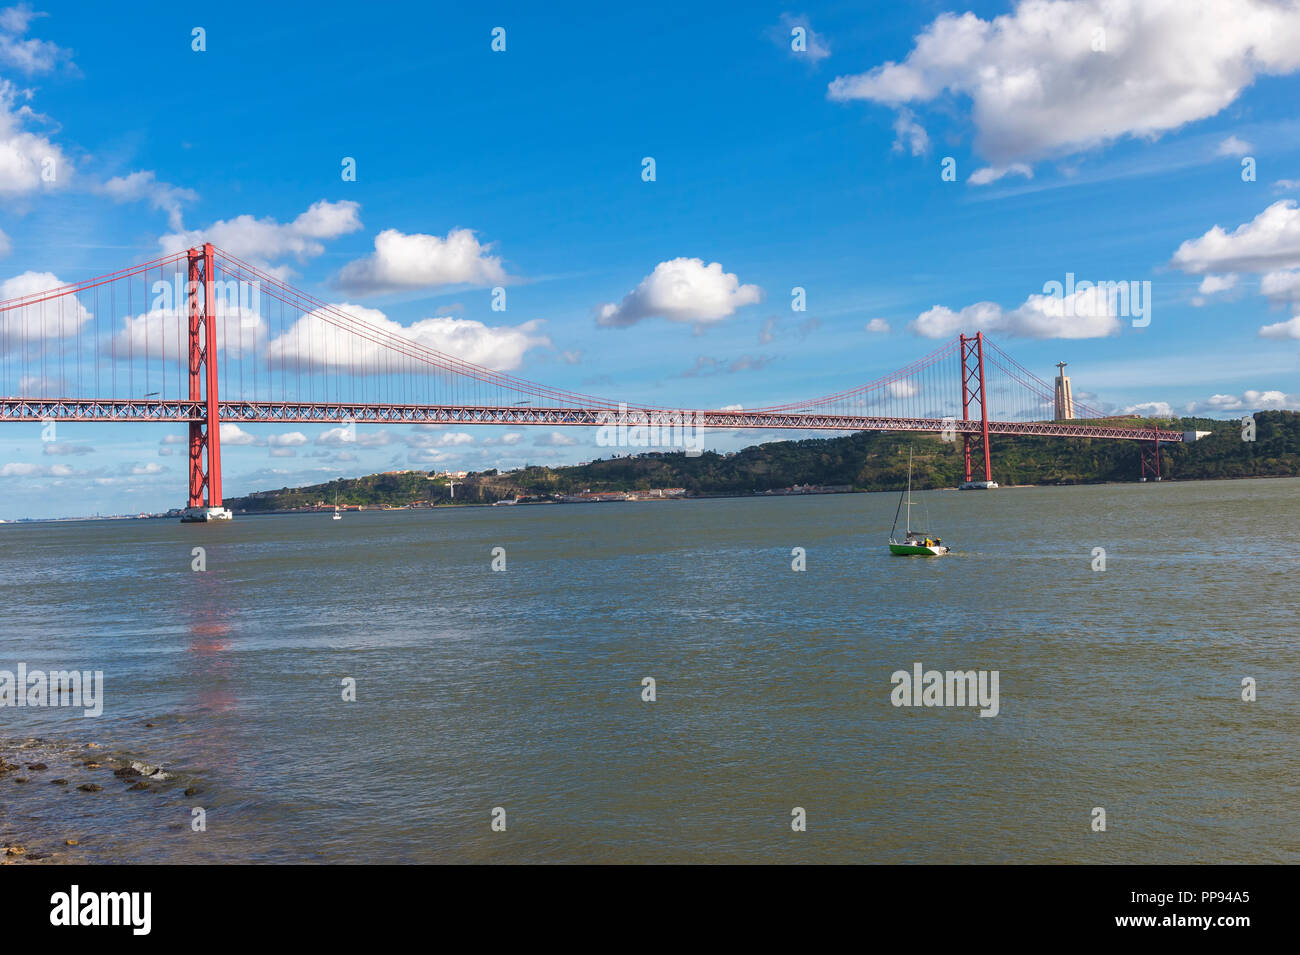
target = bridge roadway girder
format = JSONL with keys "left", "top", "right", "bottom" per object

{"left": 0, "top": 398, "right": 1186, "bottom": 443}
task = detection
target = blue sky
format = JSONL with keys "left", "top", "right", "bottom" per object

{"left": 1, "top": 0, "right": 1299, "bottom": 518}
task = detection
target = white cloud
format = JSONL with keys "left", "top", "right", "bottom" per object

{"left": 113, "top": 304, "right": 265, "bottom": 362}
{"left": 865, "top": 318, "right": 891, "bottom": 333}
{"left": 1197, "top": 273, "right": 1238, "bottom": 295}
{"left": 1215, "top": 135, "right": 1253, "bottom": 157}
{"left": 1171, "top": 200, "right": 1300, "bottom": 274}
{"left": 1121, "top": 401, "right": 1175, "bottom": 418}
{"left": 1259, "top": 314, "right": 1300, "bottom": 340}
{"left": 891, "top": 108, "right": 929, "bottom": 157}
{"left": 1186, "top": 389, "right": 1300, "bottom": 412}
{"left": 101, "top": 171, "right": 197, "bottom": 231}
{"left": 910, "top": 287, "right": 1121, "bottom": 339}
{"left": 597, "top": 257, "right": 763, "bottom": 328}
{"left": 159, "top": 200, "right": 362, "bottom": 270}
{"left": 130, "top": 462, "right": 163, "bottom": 475}
{"left": 267, "top": 303, "right": 550, "bottom": 373}
{"left": 267, "top": 432, "right": 307, "bottom": 447}
{"left": 0, "top": 78, "right": 69, "bottom": 196}
{"left": 219, "top": 423, "right": 260, "bottom": 446}
{"left": 0, "top": 460, "right": 82, "bottom": 477}
{"left": 0, "top": 270, "right": 92, "bottom": 343}
{"left": 0, "top": 226, "right": 9, "bottom": 258}
{"left": 1260, "top": 269, "right": 1300, "bottom": 302}
{"left": 827, "top": 1, "right": 1300, "bottom": 169}
{"left": 0, "top": 5, "right": 72, "bottom": 74}
{"left": 968, "top": 163, "right": 1032, "bottom": 186}
{"left": 337, "top": 228, "right": 508, "bottom": 295}
{"left": 316, "top": 428, "right": 390, "bottom": 448}
{"left": 534, "top": 432, "right": 576, "bottom": 446}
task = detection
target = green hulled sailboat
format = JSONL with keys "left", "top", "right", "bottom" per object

{"left": 888, "top": 449, "right": 950, "bottom": 556}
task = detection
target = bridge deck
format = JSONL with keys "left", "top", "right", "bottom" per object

{"left": 0, "top": 398, "right": 1185, "bottom": 442}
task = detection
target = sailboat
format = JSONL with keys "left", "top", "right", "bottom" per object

{"left": 888, "top": 449, "right": 949, "bottom": 556}
{"left": 332, "top": 487, "right": 342, "bottom": 521}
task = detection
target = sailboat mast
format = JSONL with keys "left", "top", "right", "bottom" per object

{"left": 905, "top": 448, "right": 913, "bottom": 535}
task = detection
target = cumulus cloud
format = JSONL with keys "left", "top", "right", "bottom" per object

{"left": 597, "top": 258, "right": 763, "bottom": 328}
{"left": 159, "top": 200, "right": 362, "bottom": 271}
{"left": 267, "top": 303, "right": 550, "bottom": 373}
{"left": 1171, "top": 201, "right": 1300, "bottom": 274}
{"left": 1121, "top": 401, "right": 1175, "bottom": 418}
{"left": 100, "top": 171, "right": 196, "bottom": 231}
{"left": 267, "top": 431, "right": 307, "bottom": 447}
{"left": 910, "top": 287, "right": 1122, "bottom": 339}
{"left": 1215, "top": 135, "right": 1253, "bottom": 157}
{"left": 891, "top": 108, "right": 930, "bottom": 157}
{"left": 968, "top": 163, "right": 1033, "bottom": 186}
{"left": 1258, "top": 314, "right": 1300, "bottom": 339}
{"left": 316, "top": 428, "right": 390, "bottom": 448}
{"left": 1260, "top": 270, "right": 1300, "bottom": 302}
{"left": 534, "top": 432, "right": 576, "bottom": 447}
{"left": 1170, "top": 200, "right": 1300, "bottom": 333}
{"left": 219, "top": 423, "right": 260, "bottom": 446}
{"left": 0, "top": 460, "right": 78, "bottom": 477}
{"left": 336, "top": 228, "right": 508, "bottom": 295}
{"left": 865, "top": 318, "right": 891, "bottom": 333}
{"left": 0, "top": 270, "right": 92, "bottom": 345}
{"left": 0, "top": 78, "right": 69, "bottom": 196}
{"left": 0, "top": 4, "right": 73, "bottom": 74}
{"left": 113, "top": 305, "right": 265, "bottom": 362}
{"left": 827, "top": 1, "right": 1300, "bottom": 170}
{"left": 1186, "top": 389, "right": 1300, "bottom": 412}
{"left": 1197, "top": 273, "right": 1238, "bottom": 295}
{"left": 405, "top": 430, "right": 475, "bottom": 449}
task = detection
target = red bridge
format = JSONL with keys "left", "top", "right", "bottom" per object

{"left": 0, "top": 245, "right": 1188, "bottom": 519}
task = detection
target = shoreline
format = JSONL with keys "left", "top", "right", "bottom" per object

{"left": 1, "top": 737, "right": 200, "bottom": 865}
{"left": 2, "top": 471, "right": 1298, "bottom": 524}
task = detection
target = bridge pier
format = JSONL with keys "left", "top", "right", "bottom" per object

{"left": 181, "top": 243, "right": 231, "bottom": 522}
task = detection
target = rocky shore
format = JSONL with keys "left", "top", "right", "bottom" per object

{"left": 1, "top": 737, "right": 200, "bottom": 864}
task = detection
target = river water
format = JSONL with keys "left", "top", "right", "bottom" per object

{"left": 2, "top": 478, "right": 1297, "bottom": 863}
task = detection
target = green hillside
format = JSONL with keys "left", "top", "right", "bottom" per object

{"left": 225, "top": 411, "right": 1300, "bottom": 511}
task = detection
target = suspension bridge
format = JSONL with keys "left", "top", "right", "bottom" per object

{"left": 0, "top": 245, "right": 1192, "bottom": 520}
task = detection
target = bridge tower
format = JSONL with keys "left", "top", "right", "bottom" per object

{"left": 181, "top": 243, "right": 231, "bottom": 522}
{"left": 1139, "top": 438, "right": 1162, "bottom": 482}
{"left": 959, "top": 332, "right": 994, "bottom": 487}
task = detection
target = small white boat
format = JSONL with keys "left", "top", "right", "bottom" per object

{"left": 332, "top": 487, "right": 342, "bottom": 520}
